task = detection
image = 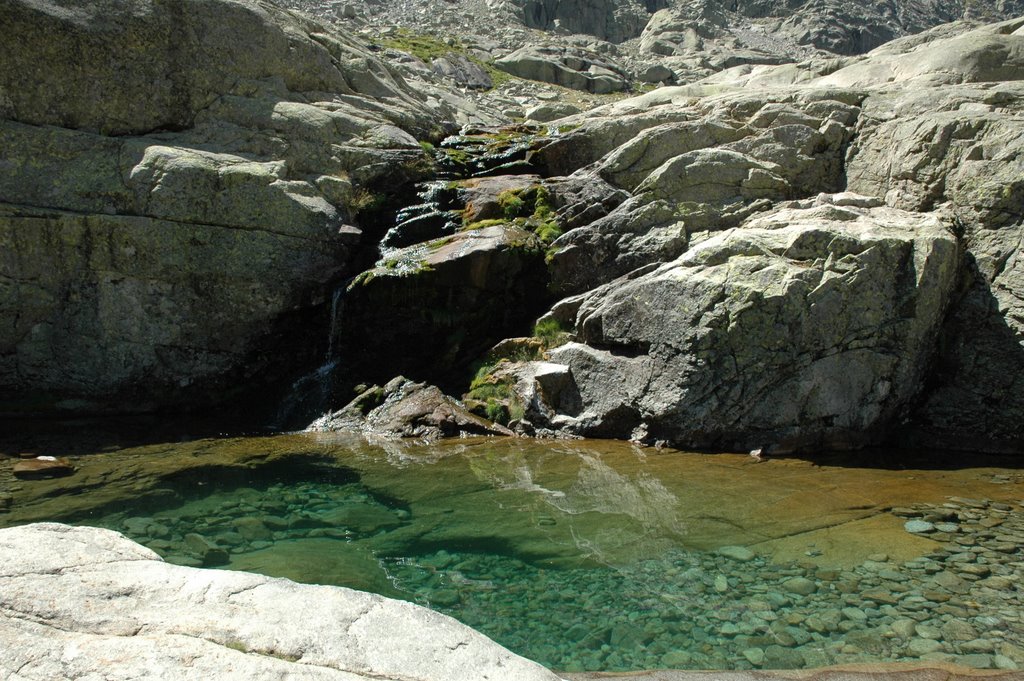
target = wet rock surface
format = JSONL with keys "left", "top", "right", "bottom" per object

{"left": 11, "top": 456, "right": 75, "bottom": 480}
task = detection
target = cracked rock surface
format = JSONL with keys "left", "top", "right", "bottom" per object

{"left": 0, "top": 523, "right": 561, "bottom": 681}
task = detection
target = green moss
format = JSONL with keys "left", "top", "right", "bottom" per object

{"left": 533, "top": 319, "right": 568, "bottom": 347}
{"left": 224, "top": 640, "right": 249, "bottom": 654}
{"left": 498, "top": 190, "right": 527, "bottom": 220}
{"left": 534, "top": 221, "right": 562, "bottom": 244}
{"left": 462, "top": 218, "right": 507, "bottom": 231}
{"left": 485, "top": 399, "right": 509, "bottom": 423}
{"left": 351, "top": 385, "right": 386, "bottom": 415}
{"left": 544, "top": 245, "right": 561, "bottom": 264}
{"left": 427, "top": 235, "right": 456, "bottom": 250}
{"left": 380, "top": 30, "right": 461, "bottom": 62}
{"left": 379, "top": 30, "right": 518, "bottom": 92}
{"left": 465, "top": 362, "right": 524, "bottom": 427}
{"left": 349, "top": 269, "right": 377, "bottom": 288}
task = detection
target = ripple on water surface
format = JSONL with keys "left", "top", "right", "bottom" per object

{"left": 4, "top": 433, "right": 1023, "bottom": 673}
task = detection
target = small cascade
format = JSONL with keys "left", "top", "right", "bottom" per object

{"left": 436, "top": 126, "right": 541, "bottom": 179}
{"left": 379, "top": 180, "right": 463, "bottom": 251}
{"left": 326, "top": 285, "right": 345, "bottom": 358}
{"left": 272, "top": 124, "right": 550, "bottom": 430}
{"left": 271, "top": 283, "right": 348, "bottom": 431}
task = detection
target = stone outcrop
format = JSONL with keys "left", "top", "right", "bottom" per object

{"left": 307, "top": 376, "right": 513, "bottom": 439}
{"left": 0, "top": 0, "right": 447, "bottom": 415}
{"left": 837, "top": 22, "right": 1024, "bottom": 452}
{"left": 495, "top": 45, "right": 631, "bottom": 93}
{"left": 3, "top": 0, "right": 1024, "bottom": 455}
{"left": 339, "top": 224, "right": 549, "bottom": 389}
{"left": 544, "top": 89, "right": 859, "bottom": 296}
{"left": 0, "top": 523, "right": 560, "bottom": 681}
{"left": 514, "top": 198, "right": 960, "bottom": 451}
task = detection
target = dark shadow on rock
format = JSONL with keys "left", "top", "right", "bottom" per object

{"left": 897, "top": 250, "right": 1024, "bottom": 457}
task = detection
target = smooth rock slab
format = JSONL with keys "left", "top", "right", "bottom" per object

{"left": 905, "top": 520, "right": 937, "bottom": 533}
{"left": 0, "top": 523, "right": 561, "bottom": 681}
{"left": 717, "top": 545, "right": 756, "bottom": 562}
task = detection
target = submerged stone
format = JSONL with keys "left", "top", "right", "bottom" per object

{"left": 12, "top": 457, "right": 75, "bottom": 480}
{"left": 717, "top": 545, "right": 755, "bottom": 562}
{"left": 905, "top": 520, "right": 936, "bottom": 534}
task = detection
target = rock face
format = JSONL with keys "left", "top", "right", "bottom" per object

{"left": 839, "top": 20, "right": 1024, "bottom": 452}
{"left": 0, "top": 523, "right": 560, "bottom": 681}
{"left": 516, "top": 199, "right": 959, "bottom": 450}
{"left": 0, "top": 0, "right": 446, "bottom": 415}
{"left": 506, "top": 0, "right": 667, "bottom": 43}
{"left": 339, "top": 224, "right": 548, "bottom": 389}
{"left": 3, "top": 0, "right": 1024, "bottom": 454}
{"left": 495, "top": 45, "right": 630, "bottom": 93}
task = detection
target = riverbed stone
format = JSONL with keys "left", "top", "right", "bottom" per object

{"left": 782, "top": 577, "right": 817, "bottom": 596}
{"left": 12, "top": 457, "right": 75, "bottom": 480}
{"left": 905, "top": 520, "right": 936, "bottom": 534}
{"left": 183, "top": 533, "right": 230, "bottom": 567}
{"left": 718, "top": 545, "right": 756, "bottom": 562}
{"left": 908, "top": 638, "right": 944, "bottom": 656}
{"left": 742, "top": 647, "right": 765, "bottom": 665}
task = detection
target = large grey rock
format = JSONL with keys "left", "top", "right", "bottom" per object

{"left": 547, "top": 196, "right": 688, "bottom": 296}
{"left": 0, "top": 0, "right": 438, "bottom": 137}
{"left": 495, "top": 45, "right": 630, "bottom": 93}
{"left": 519, "top": 199, "right": 959, "bottom": 451}
{"left": 814, "top": 18, "right": 1024, "bottom": 87}
{"left": 0, "top": 0, "right": 448, "bottom": 415}
{"left": 544, "top": 90, "right": 858, "bottom": 295}
{"left": 0, "top": 523, "right": 560, "bottom": 681}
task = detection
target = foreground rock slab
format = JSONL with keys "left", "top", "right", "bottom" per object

{"left": 0, "top": 523, "right": 562, "bottom": 681}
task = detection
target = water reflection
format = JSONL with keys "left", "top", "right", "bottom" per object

{"left": 1, "top": 433, "right": 1021, "bottom": 672}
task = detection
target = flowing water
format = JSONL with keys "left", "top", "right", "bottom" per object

{"left": 2, "top": 431, "right": 1022, "bottom": 673}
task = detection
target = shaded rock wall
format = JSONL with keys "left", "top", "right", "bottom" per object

{"left": 0, "top": 0, "right": 448, "bottom": 415}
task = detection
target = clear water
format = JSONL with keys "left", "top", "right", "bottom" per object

{"left": 5, "top": 432, "right": 1023, "bottom": 672}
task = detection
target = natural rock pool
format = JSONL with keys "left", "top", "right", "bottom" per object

{"left": 1, "top": 431, "right": 1022, "bottom": 673}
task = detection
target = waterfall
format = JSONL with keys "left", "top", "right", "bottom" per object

{"left": 271, "top": 283, "right": 347, "bottom": 431}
